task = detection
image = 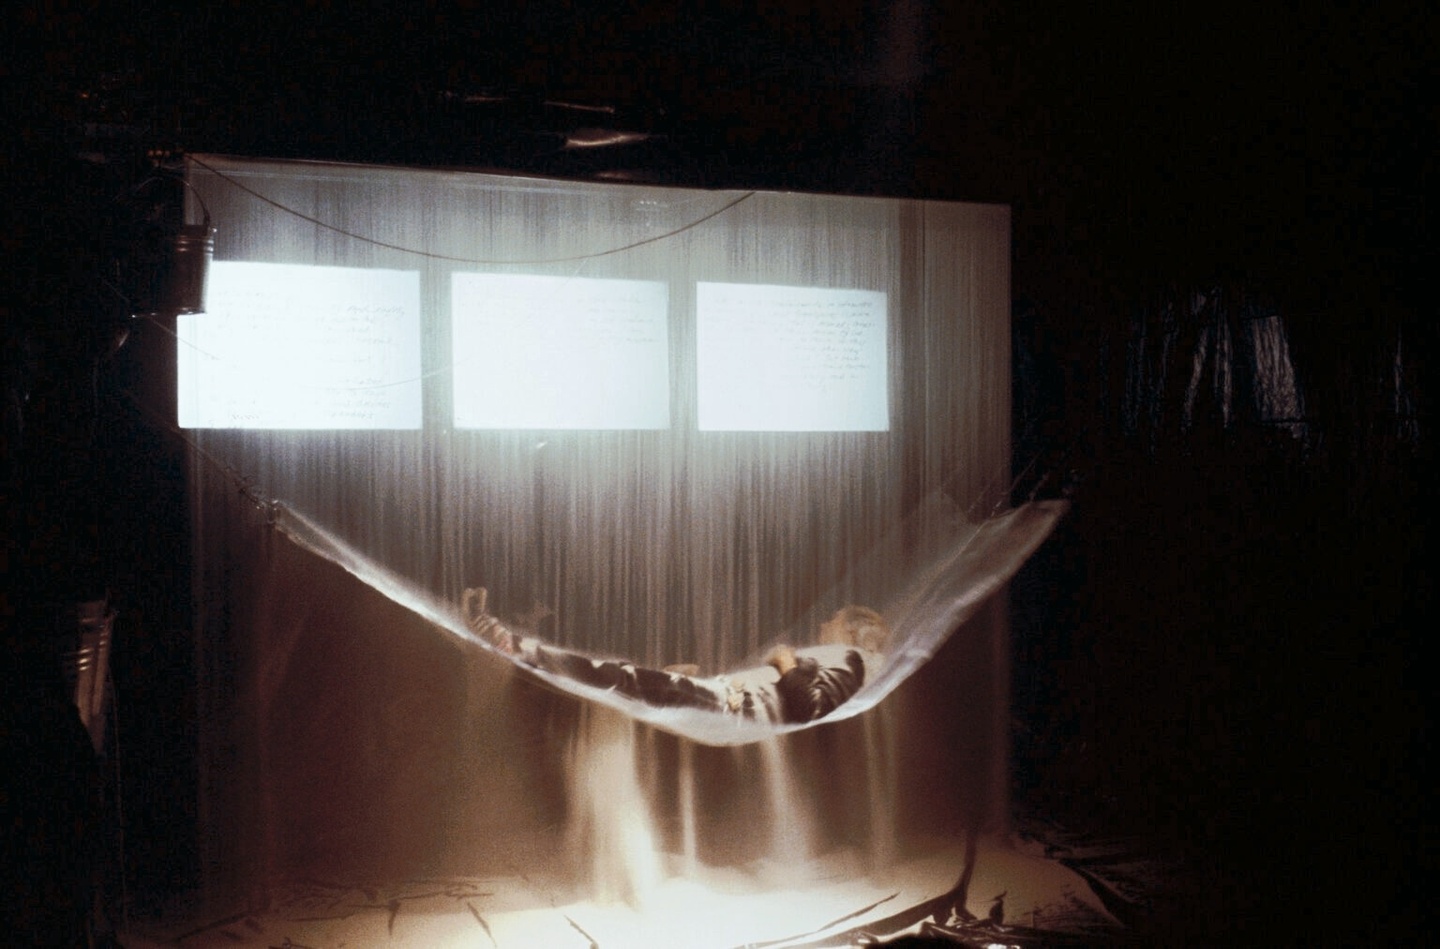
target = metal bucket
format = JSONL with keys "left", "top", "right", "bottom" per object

{"left": 63, "top": 600, "right": 116, "bottom": 754}
{"left": 158, "top": 222, "right": 215, "bottom": 315}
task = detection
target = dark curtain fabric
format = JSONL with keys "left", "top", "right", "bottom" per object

{"left": 1009, "top": 278, "right": 1427, "bottom": 940}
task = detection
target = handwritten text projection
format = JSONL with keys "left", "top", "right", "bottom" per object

{"left": 178, "top": 262, "right": 423, "bottom": 429}
{"left": 696, "top": 282, "right": 889, "bottom": 432}
{"left": 452, "top": 273, "right": 671, "bottom": 430}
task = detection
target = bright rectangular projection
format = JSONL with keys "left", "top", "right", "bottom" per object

{"left": 177, "top": 262, "right": 423, "bottom": 429}
{"left": 452, "top": 273, "right": 671, "bottom": 430}
{"left": 696, "top": 282, "right": 889, "bottom": 432}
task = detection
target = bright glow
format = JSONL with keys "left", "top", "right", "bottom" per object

{"left": 178, "top": 262, "right": 423, "bottom": 429}
{"left": 758, "top": 737, "right": 816, "bottom": 863}
{"left": 452, "top": 273, "right": 670, "bottom": 430}
{"left": 696, "top": 282, "right": 888, "bottom": 431}
{"left": 568, "top": 706, "right": 665, "bottom": 907}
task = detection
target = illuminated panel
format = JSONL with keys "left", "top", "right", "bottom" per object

{"left": 178, "top": 262, "right": 423, "bottom": 429}
{"left": 696, "top": 282, "right": 888, "bottom": 432}
{"left": 452, "top": 273, "right": 671, "bottom": 430}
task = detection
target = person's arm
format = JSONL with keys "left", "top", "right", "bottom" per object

{"left": 767, "top": 645, "right": 866, "bottom": 724}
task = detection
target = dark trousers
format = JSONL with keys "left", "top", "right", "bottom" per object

{"left": 533, "top": 647, "right": 728, "bottom": 714}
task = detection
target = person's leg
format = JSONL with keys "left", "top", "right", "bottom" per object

{"left": 465, "top": 587, "right": 724, "bottom": 712}
{"left": 626, "top": 664, "right": 727, "bottom": 712}
{"left": 535, "top": 648, "right": 725, "bottom": 713}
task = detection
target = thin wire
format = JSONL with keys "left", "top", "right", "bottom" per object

{"left": 120, "top": 382, "right": 280, "bottom": 518}
{"left": 187, "top": 155, "right": 755, "bottom": 266}
{"left": 127, "top": 173, "right": 212, "bottom": 229}
{"left": 137, "top": 310, "right": 455, "bottom": 392}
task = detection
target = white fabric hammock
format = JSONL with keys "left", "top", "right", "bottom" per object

{"left": 270, "top": 492, "right": 1067, "bottom": 745}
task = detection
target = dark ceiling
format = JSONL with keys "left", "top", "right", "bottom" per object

{"left": 7, "top": 1, "right": 1430, "bottom": 287}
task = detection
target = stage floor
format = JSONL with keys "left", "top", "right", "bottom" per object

{"left": 119, "top": 829, "right": 1140, "bottom": 948}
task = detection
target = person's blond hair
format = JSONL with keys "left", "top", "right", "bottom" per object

{"left": 831, "top": 605, "right": 891, "bottom": 652}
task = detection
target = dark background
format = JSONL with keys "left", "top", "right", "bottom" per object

{"left": 4, "top": 1, "right": 1430, "bottom": 943}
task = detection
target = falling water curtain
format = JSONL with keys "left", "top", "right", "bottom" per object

{"left": 161, "top": 155, "right": 1051, "bottom": 898}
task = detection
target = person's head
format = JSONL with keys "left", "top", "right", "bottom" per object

{"left": 818, "top": 605, "right": 891, "bottom": 653}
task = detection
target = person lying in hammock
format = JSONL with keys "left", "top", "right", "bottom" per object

{"left": 463, "top": 588, "right": 890, "bottom": 725}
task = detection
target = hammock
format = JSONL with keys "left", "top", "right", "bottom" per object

{"left": 269, "top": 491, "right": 1067, "bottom": 746}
